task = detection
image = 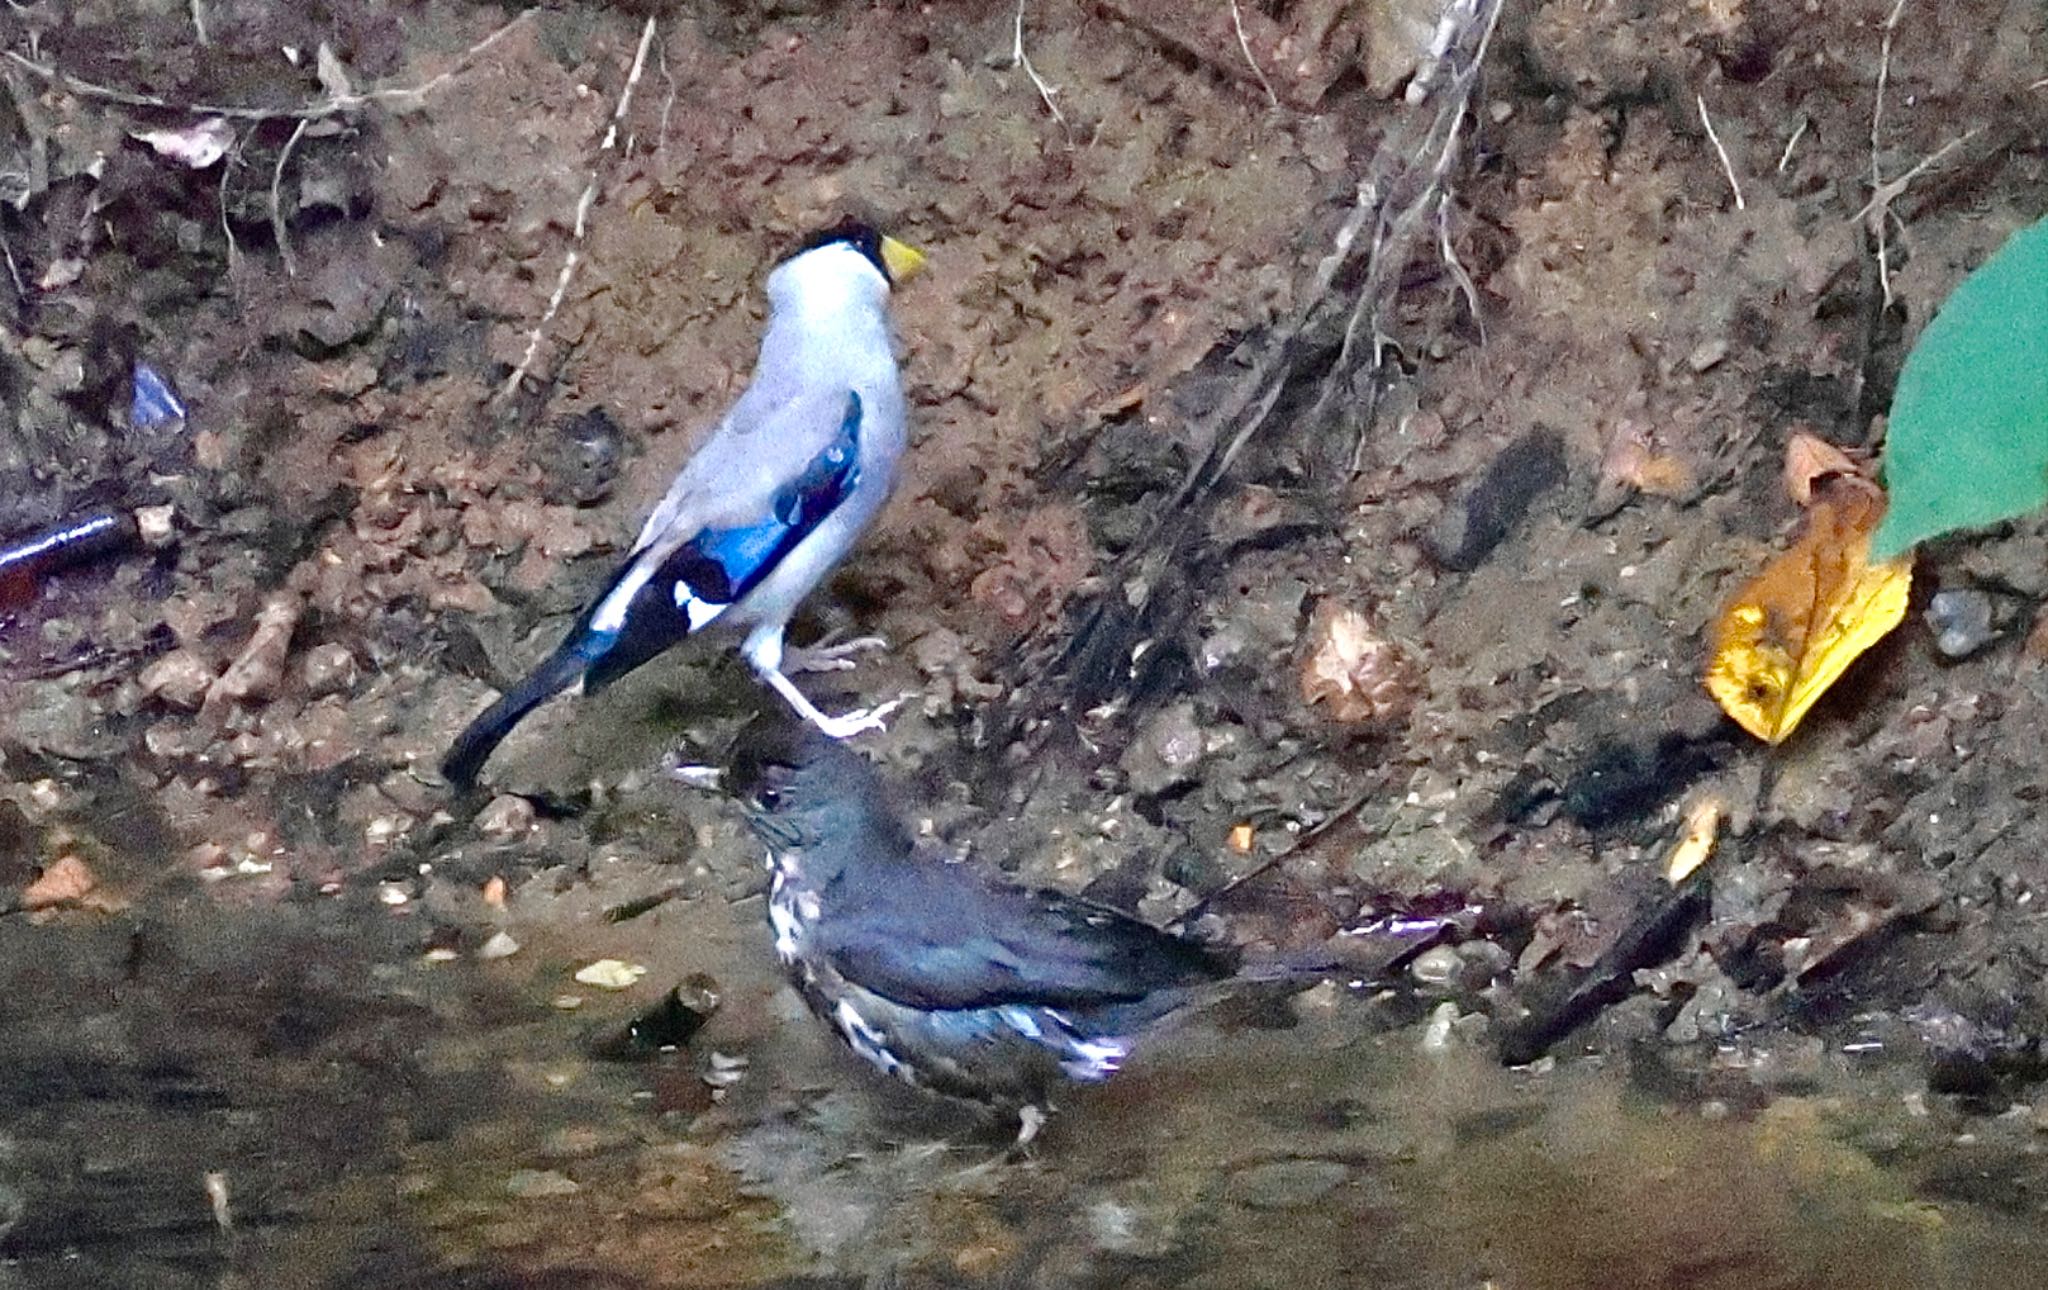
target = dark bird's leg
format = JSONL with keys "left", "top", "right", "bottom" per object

{"left": 440, "top": 645, "right": 589, "bottom": 789}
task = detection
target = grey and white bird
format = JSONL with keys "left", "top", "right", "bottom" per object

{"left": 443, "top": 221, "right": 924, "bottom": 789}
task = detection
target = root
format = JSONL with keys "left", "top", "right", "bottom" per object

{"left": 1011, "top": 0, "right": 1069, "bottom": 135}
{"left": 3, "top": 9, "right": 536, "bottom": 123}
{"left": 1696, "top": 93, "right": 1745, "bottom": 212}
{"left": 498, "top": 15, "right": 658, "bottom": 402}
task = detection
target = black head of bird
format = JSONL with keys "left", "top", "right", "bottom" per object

{"left": 439, "top": 221, "right": 925, "bottom": 791}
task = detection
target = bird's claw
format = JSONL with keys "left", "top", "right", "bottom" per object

{"left": 804, "top": 694, "right": 906, "bottom": 740}
{"left": 785, "top": 635, "right": 888, "bottom": 675}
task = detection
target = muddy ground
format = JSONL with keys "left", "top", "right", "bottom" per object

{"left": 3, "top": 0, "right": 2048, "bottom": 1285}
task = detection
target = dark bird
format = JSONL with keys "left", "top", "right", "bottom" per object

{"left": 442, "top": 222, "right": 926, "bottom": 789}
{"left": 698, "top": 724, "right": 1234, "bottom": 1142}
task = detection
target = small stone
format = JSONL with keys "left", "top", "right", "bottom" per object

{"left": 1926, "top": 588, "right": 1997, "bottom": 659}
{"left": 477, "top": 930, "right": 521, "bottom": 960}
{"left": 299, "top": 642, "right": 360, "bottom": 697}
{"left": 205, "top": 592, "right": 302, "bottom": 709}
{"left": 504, "top": 1168, "right": 579, "bottom": 1199}
{"left": 1119, "top": 701, "right": 1205, "bottom": 797}
{"left": 1408, "top": 944, "right": 1464, "bottom": 987}
{"left": 552, "top": 994, "right": 585, "bottom": 1010}
{"left": 1687, "top": 338, "right": 1729, "bottom": 373}
{"left": 1420, "top": 1000, "right": 1461, "bottom": 1050}
{"left": 476, "top": 795, "right": 538, "bottom": 841}
{"left": 1227, "top": 1160, "right": 1350, "bottom": 1210}
{"left": 134, "top": 504, "right": 177, "bottom": 548}
{"left": 139, "top": 649, "right": 220, "bottom": 710}
{"left": 574, "top": 959, "right": 648, "bottom": 990}
{"left": 21, "top": 855, "right": 97, "bottom": 909}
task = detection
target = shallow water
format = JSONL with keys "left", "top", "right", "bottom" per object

{"left": 6, "top": 879, "right": 2045, "bottom": 1289}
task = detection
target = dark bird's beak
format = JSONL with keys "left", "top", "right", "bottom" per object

{"left": 664, "top": 749, "right": 725, "bottom": 792}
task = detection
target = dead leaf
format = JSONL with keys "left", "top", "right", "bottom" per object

{"left": 22, "top": 855, "right": 97, "bottom": 909}
{"left": 1598, "top": 420, "right": 1693, "bottom": 503}
{"left": 1300, "top": 603, "right": 1419, "bottom": 725}
{"left": 1663, "top": 797, "right": 1722, "bottom": 884}
{"left": 1704, "top": 484, "right": 1911, "bottom": 743}
{"left": 1782, "top": 429, "right": 1876, "bottom": 508}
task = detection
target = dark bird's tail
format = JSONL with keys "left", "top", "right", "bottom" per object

{"left": 441, "top": 645, "right": 590, "bottom": 789}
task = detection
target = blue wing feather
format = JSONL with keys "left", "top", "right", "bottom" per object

{"left": 582, "top": 391, "right": 863, "bottom": 690}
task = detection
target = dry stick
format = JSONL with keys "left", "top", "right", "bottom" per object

{"left": 1, "top": 8, "right": 534, "bottom": 122}
{"left": 1866, "top": 0, "right": 1911, "bottom": 308}
{"left": 498, "top": 15, "right": 657, "bottom": 402}
{"left": 1851, "top": 127, "right": 1981, "bottom": 310}
{"left": 1696, "top": 93, "right": 1745, "bottom": 211}
{"left": 1777, "top": 116, "right": 1808, "bottom": 173}
{"left": 1012, "top": 0, "right": 1068, "bottom": 131}
{"left": 1227, "top": 0, "right": 1280, "bottom": 109}
{"left": 269, "top": 118, "right": 309, "bottom": 277}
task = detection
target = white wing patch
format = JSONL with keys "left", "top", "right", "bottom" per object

{"left": 673, "top": 580, "right": 729, "bottom": 632}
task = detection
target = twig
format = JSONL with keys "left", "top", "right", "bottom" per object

{"left": 1866, "top": 0, "right": 1909, "bottom": 307}
{"left": 655, "top": 31, "right": 677, "bottom": 152}
{"left": 1227, "top": 0, "right": 1280, "bottom": 110}
{"left": 499, "top": 15, "right": 657, "bottom": 402}
{"left": 1011, "top": 0, "right": 1068, "bottom": 132}
{"left": 1857, "top": 0, "right": 1980, "bottom": 309}
{"left": 1777, "top": 116, "right": 1807, "bottom": 173}
{"left": 1, "top": 8, "right": 533, "bottom": 123}
{"left": 268, "top": 118, "right": 308, "bottom": 277}
{"left": 1696, "top": 93, "right": 1745, "bottom": 211}
{"left": 216, "top": 127, "right": 246, "bottom": 273}
{"left": 189, "top": 0, "right": 210, "bottom": 45}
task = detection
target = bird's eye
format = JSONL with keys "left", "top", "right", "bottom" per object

{"left": 755, "top": 787, "right": 782, "bottom": 809}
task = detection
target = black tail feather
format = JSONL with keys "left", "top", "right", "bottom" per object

{"left": 441, "top": 645, "right": 591, "bottom": 789}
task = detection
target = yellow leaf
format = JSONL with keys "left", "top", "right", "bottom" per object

{"left": 1704, "top": 487, "right": 1912, "bottom": 743}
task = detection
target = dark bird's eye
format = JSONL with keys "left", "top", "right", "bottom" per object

{"left": 755, "top": 786, "right": 782, "bottom": 809}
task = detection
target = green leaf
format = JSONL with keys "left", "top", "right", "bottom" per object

{"left": 1872, "top": 216, "right": 2048, "bottom": 561}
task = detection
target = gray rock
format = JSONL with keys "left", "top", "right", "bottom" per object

{"left": 1227, "top": 1159, "right": 1350, "bottom": 1210}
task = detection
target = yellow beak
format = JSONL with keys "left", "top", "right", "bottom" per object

{"left": 879, "top": 235, "right": 927, "bottom": 283}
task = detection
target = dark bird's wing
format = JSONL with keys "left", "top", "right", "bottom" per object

{"left": 822, "top": 877, "right": 1228, "bottom": 1012}
{"left": 439, "top": 392, "right": 862, "bottom": 787}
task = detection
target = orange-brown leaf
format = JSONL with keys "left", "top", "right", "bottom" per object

{"left": 1704, "top": 486, "right": 1912, "bottom": 743}
{"left": 1782, "top": 430, "right": 1876, "bottom": 508}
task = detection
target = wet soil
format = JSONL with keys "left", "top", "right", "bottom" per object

{"left": 3, "top": 0, "right": 2048, "bottom": 1284}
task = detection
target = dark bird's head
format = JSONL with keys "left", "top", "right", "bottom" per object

{"left": 721, "top": 722, "right": 904, "bottom": 854}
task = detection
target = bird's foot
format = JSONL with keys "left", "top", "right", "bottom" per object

{"left": 801, "top": 695, "right": 906, "bottom": 740}
{"left": 759, "top": 664, "right": 906, "bottom": 739}
{"left": 785, "top": 635, "right": 888, "bottom": 675}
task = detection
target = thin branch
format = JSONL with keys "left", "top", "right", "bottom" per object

{"left": 1228, "top": 0, "right": 1280, "bottom": 109}
{"left": 1696, "top": 93, "right": 1745, "bottom": 211}
{"left": 1777, "top": 116, "right": 1806, "bottom": 173}
{"left": 1, "top": 8, "right": 533, "bottom": 123}
{"left": 499, "top": 16, "right": 657, "bottom": 401}
{"left": 1011, "top": 0, "right": 1068, "bottom": 133}
{"left": 268, "top": 118, "right": 308, "bottom": 277}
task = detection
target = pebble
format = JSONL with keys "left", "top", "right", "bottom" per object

{"left": 477, "top": 930, "right": 522, "bottom": 960}
{"left": 574, "top": 959, "right": 647, "bottom": 990}
{"left": 504, "top": 1168, "right": 579, "bottom": 1199}
{"left": 1227, "top": 1160, "right": 1351, "bottom": 1210}
{"left": 139, "top": 649, "right": 220, "bottom": 711}
{"left": 205, "top": 592, "right": 302, "bottom": 708}
{"left": 1926, "top": 588, "right": 1997, "bottom": 658}
{"left": 134, "top": 504, "right": 177, "bottom": 548}
{"left": 1408, "top": 944, "right": 1464, "bottom": 987}
{"left": 476, "top": 794, "right": 538, "bottom": 841}
{"left": 300, "top": 642, "right": 360, "bottom": 697}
